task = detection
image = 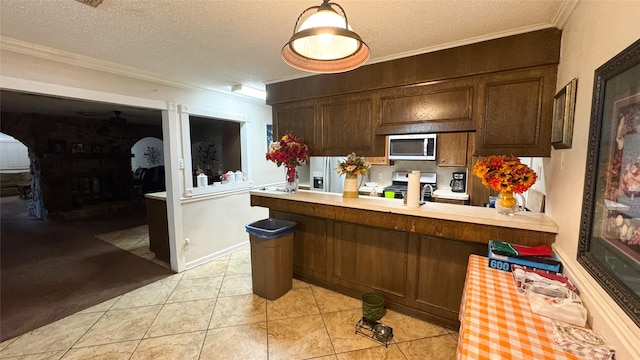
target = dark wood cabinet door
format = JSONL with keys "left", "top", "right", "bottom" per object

{"left": 272, "top": 102, "right": 318, "bottom": 152}
{"left": 318, "top": 94, "right": 384, "bottom": 157}
{"left": 377, "top": 79, "right": 477, "bottom": 135}
{"left": 409, "top": 234, "right": 486, "bottom": 321}
{"left": 475, "top": 66, "right": 557, "bottom": 157}
{"left": 272, "top": 211, "right": 328, "bottom": 280}
{"left": 437, "top": 132, "right": 468, "bottom": 167}
{"left": 333, "top": 221, "right": 409, "bottom": 301}
{"left": 146, "top": 197, "right": 169, "bottom": 262}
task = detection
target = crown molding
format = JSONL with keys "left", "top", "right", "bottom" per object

{"left": 551, "top": 0, "right": 580, "bottom": 29}
{"left": 0, "top": 36, "right": 240, "bottom": 100}
{"left": 370, "top": 23, "right": 557, "bottom": 66}
{"left": 265, "top": 23, "right": 559, "bottom": 85}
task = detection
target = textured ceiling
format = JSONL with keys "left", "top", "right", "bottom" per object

{"left": 0, "top": 0, "right": 575, "bottom": 92}
{"left": 0, "top": 0, "right": 575, "bottom": 123}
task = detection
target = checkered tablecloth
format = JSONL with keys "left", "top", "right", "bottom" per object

{"left": 457, "top": 255, "right": 579, "bottom": 360}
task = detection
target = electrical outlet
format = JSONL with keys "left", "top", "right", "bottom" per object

{"left": 178, "top": 159, "right": 184, "bottom": 169}
{"left": 378, "top": 172, "right": 383, "bottom": 180}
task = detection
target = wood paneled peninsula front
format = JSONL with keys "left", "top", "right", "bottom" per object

{"left": 250, "top": 190, "right": 558, "bottom": 329}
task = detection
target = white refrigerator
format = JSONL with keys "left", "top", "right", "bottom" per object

{"left": 309, "top": 156, "right": 345, "bottom": 194}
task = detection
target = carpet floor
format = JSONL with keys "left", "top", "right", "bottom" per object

{"left": 0, "top": 196, "right": 174, "bottom": 342}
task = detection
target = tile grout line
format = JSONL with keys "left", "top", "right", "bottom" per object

{"left": 265, "top": 290, "right": 271, "bottom": 360}
{"left": 60, "top": 303, "right": 115, "bottom": 358}
{"left": 197, "top": 253, "right": 229, "bottom": 359}
{"left": 309, "top": 286, "right": 338, "bottom": 358}
{"left": 126, "top": 266, "right": 187, "bottom": 357}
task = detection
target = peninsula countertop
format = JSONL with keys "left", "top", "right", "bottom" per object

{"left": 250, "top": 189, "right": 558, "bottom": 234}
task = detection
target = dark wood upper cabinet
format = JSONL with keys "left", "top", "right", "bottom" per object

{"left": 317, "top": 93, "right": 384, "bottom": 156}
{"left": 268, "top": 29, "right": 561, "bottom": 157}
{"left": 475, "top": 66, "right": 557, "bottom": 157}
{"left": 437, "top": 132, "right": 468, "bottom": 167}
{"left": 272, "top": 101, "right": 318, "bottom": 152}
{"left": 377, "top": 79, "right": 477, "bottom": 135}
{"left": 272, "top": 94, "right": 385, "bottom": 157}
{"left": 267, "top": 28, "right": 561, "bottom": 104}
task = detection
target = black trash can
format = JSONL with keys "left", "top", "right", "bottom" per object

{"left": 245, "top": 218, "right": 297, "bottom": 300}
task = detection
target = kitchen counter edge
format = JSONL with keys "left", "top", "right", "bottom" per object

{"left": 250, "top": 189, "right": 558, "bottom": 234}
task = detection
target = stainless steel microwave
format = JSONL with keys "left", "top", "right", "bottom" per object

{"left": 388, "top": 134, "right": 437, "bottom": 160}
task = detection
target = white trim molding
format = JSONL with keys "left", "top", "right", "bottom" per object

{"left": 184, "top": 240, "right": 249, "bottom": 271}
{"left": 554, "top": 246, "right": 640, "bottom": 359}
{"left": 0, "top": 75, "right": 168, "bottom": 110}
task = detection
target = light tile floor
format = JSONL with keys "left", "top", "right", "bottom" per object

{"left": 0, "top": 226, "right": 459, "bottom": 359}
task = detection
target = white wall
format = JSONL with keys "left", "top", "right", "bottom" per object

{"left": 181, "top": 192, "right": 267, "bottom": 267}
{"left": 0, "top": 44, "right": 281, "bottom": 272}
{"left": 546, "top": 2, "right": 640, "bottom": 359}
{"left": 0, "top": 132, "right": 29, "bottom": 171}
{"left": 369, "top": 160, "right": 467, "bottom": 191}
{"left": 0, "top": 47, "right": 282, "bottom": 187}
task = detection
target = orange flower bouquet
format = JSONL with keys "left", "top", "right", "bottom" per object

{"left": 266, "top": 131, "right": 311, "bottom": 185}
{"left": 473, "top": 155, "right": 537, "bottom": 193}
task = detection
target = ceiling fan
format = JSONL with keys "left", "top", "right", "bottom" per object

{"left": 109, "top": 111, "right": 127, "bottom": 126}
{"left": 97, "top": 111, "right": 127, "bottom": 135}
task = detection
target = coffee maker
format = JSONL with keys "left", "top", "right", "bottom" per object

{"left": 450, "top": 172, "right": 466, "bottom": 193}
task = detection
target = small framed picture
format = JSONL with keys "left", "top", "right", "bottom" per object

{"left": 71, "top": 142, "right": 85, "bottom": 154}
{"left": 266, "top": 123, "right": 273, "bottom": 151}
{"left": 48, "top": 139, "right": 66, "bottom": 153}
{"left": 551, "top": 78, "right": 578, "bottom": 149}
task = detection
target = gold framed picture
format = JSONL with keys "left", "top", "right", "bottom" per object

{"left": 551, "top": 78, "right": 578, "bottom": 149}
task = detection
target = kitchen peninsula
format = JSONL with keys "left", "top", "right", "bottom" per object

{"left": 250, "top": 189, "right": 558, "bottom": 329}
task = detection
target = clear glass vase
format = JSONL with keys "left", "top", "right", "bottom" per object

{"left": 284, "top": 166, "right": 298, "bottom": 192}
{"left": 496, "top": 191, "right": 518, "bottom": 215}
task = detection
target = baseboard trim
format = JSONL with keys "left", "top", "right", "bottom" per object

{"left": 184, "top": 240, "right": 249, "bottom": 270}
{"left": 553, "top": 246, "right": 640, "bottom": 359}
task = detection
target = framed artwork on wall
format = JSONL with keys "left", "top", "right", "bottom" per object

{"left": 552, "top": 78, "right": 578, "bottom": 149}
{"left": 47, "top": 139, "right": 66, "bottom": 153}
{"left": 578, "top": 39, "right": 640, "bottom": 326}
{"left": 71, "top": 142, "right": 85, "bottom": 154}
{"left": 266, "top": 124, "right": 273, "bottom": 152}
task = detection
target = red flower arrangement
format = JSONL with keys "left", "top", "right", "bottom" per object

{"left": 266, "top": 131, "right": 311, "bottom": 182}
{"left": 473, "top": 155, "right": 537, "bottom": 193}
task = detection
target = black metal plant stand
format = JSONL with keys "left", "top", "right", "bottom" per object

{"left": 355, "top": 317, "right": 394, "bottom": 347}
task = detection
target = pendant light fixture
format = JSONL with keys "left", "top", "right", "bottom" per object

{"left": 281, "top": 0, "right": 370, "bottom": 73}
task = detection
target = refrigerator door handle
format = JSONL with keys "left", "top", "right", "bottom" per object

{"left": 325, "top": 157, "right": 331, "bottom": 193}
